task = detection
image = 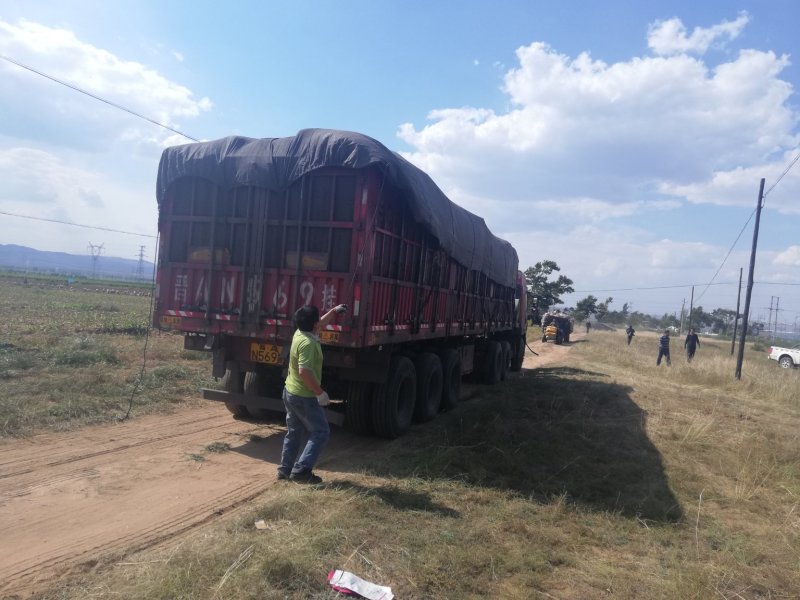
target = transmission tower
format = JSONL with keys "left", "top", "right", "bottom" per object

{"left": 87, "top": 242, "right": 104, "bottom": 278}
{"left": 136, "top": 245, "right": 146, "bottom": 280}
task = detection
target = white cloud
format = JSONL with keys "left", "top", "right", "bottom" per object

{"left": 0, "top": 19, "right": 211, "bottom": 148}
{"left": 647, "top": 12, "right": 750, "bottom": 56}
{"left": 0, "top": 146, "right": 156, "bottom": 253}
{"left": 397, "top": 15, "right": 797, "bottom": 224}
{"left": 660, "top": 149, "right": 800, "bottom": 214}
{"left": 774, "top": 246, "right": 800, "bottom": 266}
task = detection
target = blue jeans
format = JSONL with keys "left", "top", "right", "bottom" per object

{"left": 657, "top": 348, "right": 671, "bottom": 366}
{"left": 279, "top": 388, "right": 330, "bottom": 475}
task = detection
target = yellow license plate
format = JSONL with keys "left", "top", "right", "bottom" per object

{"left": 319, "top": 331, "right": 340, "bottom": 343}
{"left": 250, "top": 343, "right": 283, "bottom": 365}
{"left": 160, "top": 315, "right": 181, "bottom": 327}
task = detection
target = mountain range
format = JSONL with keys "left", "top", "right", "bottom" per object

{"left": 0, "top": 244, "right": 155, "bottom": 280}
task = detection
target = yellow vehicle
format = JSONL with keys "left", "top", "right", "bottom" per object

{"left": 541, "top": 312, "right": 573, "bottom": 344}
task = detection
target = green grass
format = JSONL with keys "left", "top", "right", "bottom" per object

{"left": 30, "top": 329, "right": 800, "bottom": 599}
{"left": 0, "top": 275, "right": 214, "bottom": 437}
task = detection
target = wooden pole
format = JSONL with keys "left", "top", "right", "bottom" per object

{"left": 730, "top": 267, "right": 742, "bottom": 355}
{"left": 735, "top": 179, "right": 765, "bottom": 380}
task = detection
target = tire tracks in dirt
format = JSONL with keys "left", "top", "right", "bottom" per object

{"left": 0, "top": 336, "right": 576, "bottom": 597}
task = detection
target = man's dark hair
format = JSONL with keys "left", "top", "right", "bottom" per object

{"left": 294, "top": 305, "right": 320, "bottom": 332}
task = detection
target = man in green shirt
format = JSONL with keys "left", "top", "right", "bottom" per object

{"left": 278, "top": 303, "right": 347, "bottom": 484}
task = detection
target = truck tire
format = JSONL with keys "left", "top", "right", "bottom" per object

{"left": 483, "top": 340, "right": 503, "bottom": 385}
{"left": 413, "top": 353, "right": 443, "bottom": 422}
{"left": 373, "top": 356, "right": 416, "bottom": 439}
{"left": 222, "top": 367, "right": 250, "bottom": 418}
{"left": 439, "top": 349, "right": 462, "bottom": 411}
{"left": 500, "top": 341, "right": 511, "bottom": 381}
{"left": 345, "top": 381, "right": 374, "bottom": 435}
{"left": 510, "top": 336, "right": 525, "bottom": 372}
{"left": 244, "top": 371, "right": 284, "bottom": 421}
{"left": 779, "top": 355, "right": 794, "bottom": 369}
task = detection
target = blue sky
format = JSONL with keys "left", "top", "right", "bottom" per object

{"left": 1, "top": 1, "right": 798, "bottom": 325}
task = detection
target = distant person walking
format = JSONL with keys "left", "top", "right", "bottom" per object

{"left": 684, "top": 328, "right": 700, "bottom": 362}
{"left": 625, "top": 324, "right": 635, "bottom": 346}
{"left": 657, "top": 329, "right": 671, "bottom": 366}
{"left": 585, "top": 321, "right": 591, "bottom": 334}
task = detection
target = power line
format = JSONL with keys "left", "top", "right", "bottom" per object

{"left": 0, "top": 54, "right": 200, "bottom": 143}
{"left": 572, "top": 281, "right": 737, "bottom": 293}
{"left": 764, "top": 147, "right": 800, "bottom": 199}
{"left": 0, "top": 210, "right": 156, "bottom": 238}
{"left": 694, "top": 208, "right": 757, "bottom": 304}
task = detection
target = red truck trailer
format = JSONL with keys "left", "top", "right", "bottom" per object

{"left": 154, "top": 129, "right": 527, "bottom": 438}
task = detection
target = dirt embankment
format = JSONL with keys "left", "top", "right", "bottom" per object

{"left": 0, "top": 333, "right": 579, "bottom": 597}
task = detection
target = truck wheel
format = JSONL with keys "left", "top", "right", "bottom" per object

{"left": 483, "top": 340, "right": 503, "bottom": 385}
{"left": 439, "top": 349, "right": 462, "bottom": 411}
{"left": 373, "top": 356, "right": 416, "bottom": 439}
{"left": 244, "top": 371, "right": 284, "bottom": 422}
{"left": 779, "top": 355, "right": 793, "bottom": 369}
{"left": 510, "top": 336, "right": 525, "bottom": 372}
{"left": 414, "top": 353, "right": 443, "bottom": 422}
{"left": 500, "top": 341, "right": 511, "bottom": 381}
{"left": 222, "top": 367, "right": 250, "bottom": 418}
{"left": 345, "top": 381, "right": 374, "bottom": 435}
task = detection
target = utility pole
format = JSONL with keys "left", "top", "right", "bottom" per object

{"left": 688, "top": 286, "right": 695, "bottom": 331}
{"left": 730, "top": 267, "right": 743, "bottom": 355}
{"left": 775, "top": 297, "right": 780, "bottom": 338}
{"left": 736, "top": 178, "right": 765, "bottom": 380}
{"left": 768, "top": 297, "right": 775, "bottom": 338}
{"left": 679, "top": 299, "right": 686, "bottom": 334}
{"left": 87, "top": 242, "right": 104, "bottom": 279}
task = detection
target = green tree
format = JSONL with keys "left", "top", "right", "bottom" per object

{"left": 596, "top": 296, "right": 614, "bottom": 321}
{"left": 524, "top": 260, "right": 574, "bottom": 312}
{"left": 710, "top": 308, "right": 737, "bottom": 334}
{"left": 574, "top": 295, "right": 598, "bottom": 321}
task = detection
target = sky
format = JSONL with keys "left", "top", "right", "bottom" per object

{"left": 0, "top": 0, "right": 798, "bottom": 327}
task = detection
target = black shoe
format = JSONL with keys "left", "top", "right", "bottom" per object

{"left": 289, "top": 471, "right": 322, "bottom": 484}
{"left": 277, "top": 470, "right": 290, "bottom": 481}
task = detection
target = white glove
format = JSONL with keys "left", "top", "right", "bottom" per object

{"left": 334, "top": 304, "right": 348, "bottom": 314}
{"left": 316, "top": 391, "right": 330, "bottom": 407}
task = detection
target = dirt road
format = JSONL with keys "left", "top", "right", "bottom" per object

{"left": 0, "top": 334, "right": 577, "bottom": 597}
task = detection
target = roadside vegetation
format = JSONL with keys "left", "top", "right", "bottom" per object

{"left": 0, "top": 275, "right": 214, "bottom": 437}
{"left": 24, "top": 319, "right": 799, "bottom": 598}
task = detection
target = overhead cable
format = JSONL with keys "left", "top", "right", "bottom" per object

{"left": 0, "top": 54, "right": 200, "bottom": 143}
{"left": 0, "top": 210, "right": 157, "bottom": 238}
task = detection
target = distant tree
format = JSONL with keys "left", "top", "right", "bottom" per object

{"left": 710, "top": 308, "right": 737, "bottom": 334}
{"left": 688, "top": 306, "right": 714, "bottom": 330}
{"left": 596, "top": 296, "right": 614, "bottom": 321}
{"left": 574, "top": 295, "right": 598, "bottom": 321}
{"left": 524, "top": 260, "right": 574, "bottom": 313}
{"left": 658, "top": 313, "right": 680, "bottom": 329}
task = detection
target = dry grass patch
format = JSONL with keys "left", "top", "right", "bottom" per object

{"left": 15, "top": 322, "right": 800, "bottom": 598}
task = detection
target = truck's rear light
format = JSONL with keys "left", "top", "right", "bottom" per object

{"left": 768, "top": 347, "right": 773, "bottom": 353}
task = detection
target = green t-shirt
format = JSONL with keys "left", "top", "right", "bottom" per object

{"left": 285, "top": 329, "right": 323, "bottom": 397}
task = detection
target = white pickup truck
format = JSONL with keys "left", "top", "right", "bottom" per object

{"left": 767, "top": 344, "right": 800, "bottom": 369}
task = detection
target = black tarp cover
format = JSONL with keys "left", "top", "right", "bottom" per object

{"left": 156, "top": 128, "right": 518, "bottom": 287}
